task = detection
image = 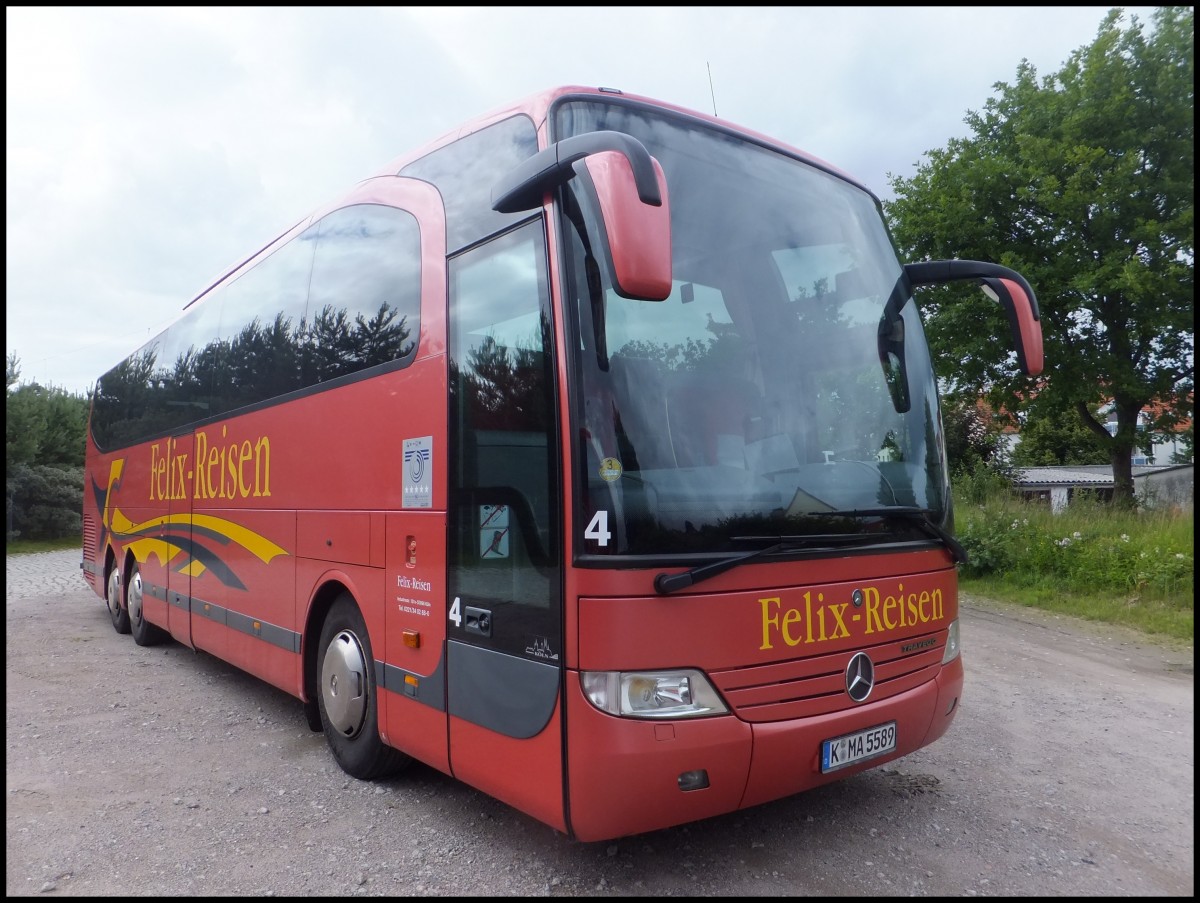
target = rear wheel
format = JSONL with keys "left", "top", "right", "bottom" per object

{"left": 128, "top": 562, "right": 167, "bottom": 647}
{"left": 316, "top": 593, "right": 411, "bottom": 780}
{"left": 106, "top": 564, "right": 131, "bottom": 635}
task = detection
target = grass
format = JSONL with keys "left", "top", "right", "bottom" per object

{"left": 953, "top": 485, "right": 1193, "bottom": 643}
{"left": 6, "top": 537, "right": 80, "bottom": 555}
{"left": 11, "top": 495, "right": 1194, "bottom": 644}
{"left": 960, "top": 577, "right": 1193, "bottom": 640}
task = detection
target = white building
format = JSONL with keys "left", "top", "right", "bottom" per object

{"left": 1014, "top": 463, "right": 1194, "bottom": 514}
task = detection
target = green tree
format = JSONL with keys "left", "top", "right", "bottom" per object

{"left": 1009, "top": 404, "right": 1109, "bottom": 466}
{"left": 885, "top": 7, "right": 1194, "bottom": 506}
{"left": 6, "top": 353, "right": 41, "bottom": 475}
{"left": 940, "top": 393, "right": 1010, "bottom": 478}
{"left": 6, "top": 352, "right": 89, "bottom": 540}
{"left": 6, "top": 378, "right": 88, "bottom": 470}
{"left": 38, "top": 389, "right": 88, "bottom": 468}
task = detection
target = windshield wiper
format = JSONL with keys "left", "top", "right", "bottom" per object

{"left": 805, "top": 506, "right": 968, "bottom": 565}
{"left": 653, "top": 534, "right": 873, "bottom": 595}
{"left": 651, "top": 507, "right": 966, "bottom": 595}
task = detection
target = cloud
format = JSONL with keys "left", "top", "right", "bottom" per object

{"left": 5, "top": 5, "right": 1160, "bottom": 393}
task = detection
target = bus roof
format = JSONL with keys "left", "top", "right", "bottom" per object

{"left": 369, "top": 85, "right": 870, "bottom": 197}
{"left": 187, "top": 85, "right": 872, "bottom": 313}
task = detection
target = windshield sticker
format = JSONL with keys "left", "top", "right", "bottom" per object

{"left": 599, "top": 457, "right": 623, "bottom": 482}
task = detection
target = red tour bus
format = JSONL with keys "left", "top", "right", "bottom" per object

{"left": 82, "top": 85, "right": 1043, "bottom": 842}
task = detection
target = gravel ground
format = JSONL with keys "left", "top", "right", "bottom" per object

{"left": 6, "top": 549, "right": 1194, "bottom": 896}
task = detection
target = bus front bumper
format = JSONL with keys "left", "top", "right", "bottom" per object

{"left": 564, "top": 658, "right": 963, "bottom": 842}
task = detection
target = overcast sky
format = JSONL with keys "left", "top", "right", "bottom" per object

{"left": 6, "top": 5, "right": 1159, "bottom": 395}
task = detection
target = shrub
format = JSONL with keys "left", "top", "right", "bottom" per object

{"left": 6, "top": 464, "right": 83, "bottom": 542}
{"left": 952, "top": 482, "right": 1193, "bottom": 600}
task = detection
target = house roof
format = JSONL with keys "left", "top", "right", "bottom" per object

{"left": 975, "top": 390, "right": 1193, "bottom": 435}
{"left": 1015, "top": 464, "right": 1192, "bottom": 488}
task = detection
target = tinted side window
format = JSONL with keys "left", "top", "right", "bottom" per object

{"left": 90, "top": 332, "right": 174, "bottom": 450}
{"left": 172, "top": 226, "right": 318, "bottom": 415}
{"left": 401, "top": 115, "right": 538, "bottom": 254}
{"left": 92, "top": 204, "right": 422, "bottom": 450}
{"left": 304, "top": 205, "right": 420, "bottom": 384}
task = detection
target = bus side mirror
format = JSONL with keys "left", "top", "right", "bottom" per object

{"left": 978, "top": 276, "right": 1044, "bottom": 377}
{"left": 492, "top": 130, "right": 672, "bottom": 301}
{"left": 572, "top": 151, "right": 672, "bottom": 300}
{"left": 904, "top": 260, "right": 1044, "bottom": 377}
{"left": 877, "top": 304, "right": 911, "bottom": 414}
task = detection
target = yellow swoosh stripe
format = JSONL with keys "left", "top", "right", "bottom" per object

{"left": 111, "top": 510, "right": 288, "bottom": 563}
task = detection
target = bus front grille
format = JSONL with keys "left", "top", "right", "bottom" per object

{"left": 709, "top": 632, "right": 947, "bottom": 723}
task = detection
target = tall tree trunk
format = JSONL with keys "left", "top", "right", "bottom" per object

{"left": 1077, "top": 399, "right": 1139, "bottom": 507}
{"left": 1109, "top": 444, "right": 1136, "bottom": 508}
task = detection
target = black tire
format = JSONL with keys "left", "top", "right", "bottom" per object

{"left": 128, "top": 562, "right": 167, "bottom": 647}
{"left": 315, "top": 593, "right": 411, "bottom": 780}
{"left": 106, "top": 563, "right": 131, "bottom": 635}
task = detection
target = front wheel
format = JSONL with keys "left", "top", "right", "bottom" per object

{"left": 106, "top": 564, "right": 131, "bottom": 635}
{"left": 315, "top": 593, "right": 411, "bottom": 780}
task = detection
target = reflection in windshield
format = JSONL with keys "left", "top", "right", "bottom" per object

{"left": 557, "top": 101, "right": 948, "bottom": 556}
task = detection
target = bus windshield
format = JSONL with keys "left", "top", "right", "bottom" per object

{"left": 556, "top": 99, "right": 947, "bottom": 557}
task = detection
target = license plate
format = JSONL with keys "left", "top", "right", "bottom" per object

{"left": 821, "top": 721, "right": 897, "bottom": 773}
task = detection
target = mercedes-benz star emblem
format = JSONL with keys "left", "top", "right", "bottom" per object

{"left": 845, "top": 652, "right": 875, "bottom": 703}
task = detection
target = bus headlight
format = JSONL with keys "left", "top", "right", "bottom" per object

{"left": 580, "top": 669, "right": 729, "bottom": 718}
{"left": 941, "top": 619, "right": 960, "bottom": 664}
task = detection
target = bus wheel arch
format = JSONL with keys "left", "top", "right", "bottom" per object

{"left": 311, "top": 589, "right": 411, "bottom": 780}
{"left": 105, "top": 548, "right": 131, "bottom": 635}
{"left": 301, "top": 580, "right": 346, "bottom": 733}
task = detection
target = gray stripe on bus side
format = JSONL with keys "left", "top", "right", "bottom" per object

{"left": 132, "top": 591, "right": 453, "bottom": 712}
{"left": 160, "top": 592, "right": 302, "bottom": 654}
{"left": 226, "top": 608, "right": 301, "bottom": 653}
{"left": 377, "top": 656, "right": 447, "bottom": 712}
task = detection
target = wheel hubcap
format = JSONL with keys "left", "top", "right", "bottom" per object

{"left": 128, "top": 570, "right": 144, "bottom": 625}
{"left": 321, "top": 630, "right": 368, "bottom": 738}
{"left": 107, "top": 570, "right": 121, "bottom": 617}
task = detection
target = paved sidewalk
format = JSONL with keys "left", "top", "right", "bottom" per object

{"left": 6, "top": 548, "right": 87, "bottom": 600}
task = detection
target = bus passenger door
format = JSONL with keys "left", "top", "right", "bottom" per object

{"left": 165, "top": 432, "right": 194, "bottom": 648}
{"left": 445, "top": 221, "right": 566, "bottom": 833}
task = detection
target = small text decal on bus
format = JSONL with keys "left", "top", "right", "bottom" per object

{"left": 403, "top": 436, "right": 433, "bottom": 509}
{"left": 759, "top": 584, "right": 944, "bottom": 649}
{"left": 149, "top": 427, "right": 272, "bottom": 502}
